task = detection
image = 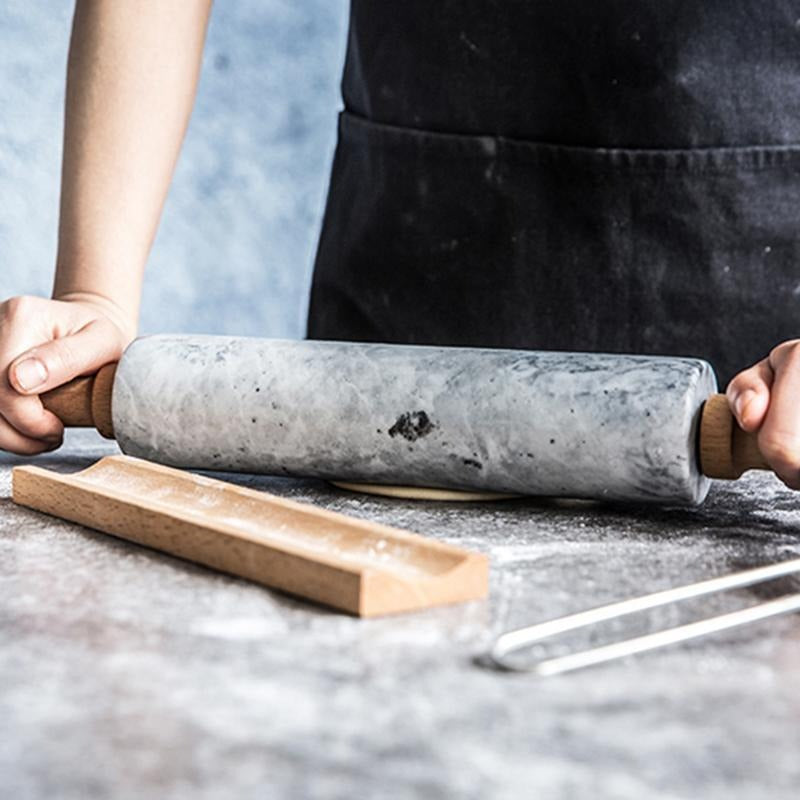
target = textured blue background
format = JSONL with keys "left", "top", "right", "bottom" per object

{"left": 0, "top": 0, "right": 349, "bottom": 338}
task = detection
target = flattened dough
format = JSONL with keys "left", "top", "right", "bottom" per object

{"left": 330, "top": 481, "right": 521, "bottom": 502}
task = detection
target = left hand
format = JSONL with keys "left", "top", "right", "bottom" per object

{"left": 726, "top": 339, "right": 800, "bottom": 489}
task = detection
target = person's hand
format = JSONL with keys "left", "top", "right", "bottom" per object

{"left": 726, "top": 340, "right": 800, "bottom": 489}
{"left": 0, "top": 295, "right": 132, "bottom": 455}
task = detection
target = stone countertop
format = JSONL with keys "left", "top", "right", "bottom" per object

{"left": 1, "top": 431, "right": 798, "bottom": 800}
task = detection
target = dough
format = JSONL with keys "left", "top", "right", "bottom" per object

{"left": 330, "top": 481, "right": 521, "bottom": 502}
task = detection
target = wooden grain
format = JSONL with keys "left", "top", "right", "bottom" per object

{"left": 41, "top": 363, "right": 117, "bottom": 439}
{"left": 90, "top": 364, "right": 116, "bottom": 439}
{"left": 40, "top": 375, "right": 95, "bottom": 426}
{"left": 11, "top": 455, "right": 489, "bottom": 617}
{"left": 699, "top": 393, "right": 771, "bottom": 479}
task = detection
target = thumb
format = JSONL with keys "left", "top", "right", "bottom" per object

{"left": 725, "top": 358, "right": 773, "bottom": 433}
{"left": 8, "top": 319, "right": 124, "bottom": 396}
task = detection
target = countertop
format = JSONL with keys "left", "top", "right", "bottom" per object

{"left": 2, "top": 431, "right": 798, "bottom": 800}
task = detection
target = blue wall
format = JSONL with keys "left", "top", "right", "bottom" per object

{"left": 0, "top": 0, "right": 349, "bottom": 338}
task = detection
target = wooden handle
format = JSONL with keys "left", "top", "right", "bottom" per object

{"left": 699, "top": 393, "right": 771, "bottom": 479}
{"left": 40, "top": 363, "right": 117, "bottom": 439}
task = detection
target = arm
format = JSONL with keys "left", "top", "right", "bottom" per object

{"left": 0, "top": 0, "right": 212, "bottom": 454}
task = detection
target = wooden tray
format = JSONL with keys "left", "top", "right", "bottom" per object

{"left": 12, "top": 456, "right": 489, "bottom": 616}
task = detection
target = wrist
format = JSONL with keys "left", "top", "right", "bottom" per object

{"left": 52, "top": 290, "right": 138, "bottom": 345}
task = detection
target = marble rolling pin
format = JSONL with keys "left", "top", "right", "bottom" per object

{"left": 40, "top": 335, "right": 770, "bottom": 505}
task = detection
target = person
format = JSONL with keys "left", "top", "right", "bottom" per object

{"left": 1, "top": 1, "right": 799, "bottom": 489}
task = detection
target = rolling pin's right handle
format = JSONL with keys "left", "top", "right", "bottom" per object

{"left": 699, "top": 393, "right": 771, "bottom": 479}
{"left": 40, "top": 363, "right": 117, "bottom": 440}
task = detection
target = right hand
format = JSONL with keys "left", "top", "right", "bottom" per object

{"left": 0, "top": 295, "right": 132, "bottom": 455}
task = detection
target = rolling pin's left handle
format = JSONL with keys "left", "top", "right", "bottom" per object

{"left": 699, "top": 393, "right": 771, "bottom": 479}
{"left": 40, "top": 363, "right": 117, "bottom": 439}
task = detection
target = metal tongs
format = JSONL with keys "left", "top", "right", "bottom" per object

{"left": 489, "top": 557, "right": 800, "bottom": 676}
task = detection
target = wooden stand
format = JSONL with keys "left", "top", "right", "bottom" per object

{"left": 12, "top": 456, "right": 489, "bottom": 617}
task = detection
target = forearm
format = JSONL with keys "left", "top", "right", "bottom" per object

{"left": 54, "top": 0, "right": 213, "bottom": 338}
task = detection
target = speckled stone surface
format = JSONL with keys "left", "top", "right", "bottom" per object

{"left": 114, "top": 335, "right": 716, "bottom": 503}
{"left": 2, "top": 431, "right": 799, "bottom": 800}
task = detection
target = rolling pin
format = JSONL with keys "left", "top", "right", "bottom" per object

{"left": 41, "top": 335, "right": 769, "bottom": 505}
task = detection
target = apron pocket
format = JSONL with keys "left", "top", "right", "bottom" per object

{"left": 309, "top": 111, "right": 800, "bottom": 386}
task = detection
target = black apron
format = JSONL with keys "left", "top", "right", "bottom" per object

{"left": 307, "top": 1, "right": 800, "bottom": 388}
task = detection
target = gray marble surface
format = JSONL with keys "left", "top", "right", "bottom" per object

{"left": 2, "top": 430, "right": 799, "bottom": 800}
{"left": 115, "top": 335, "right": 715, "bottom": 503}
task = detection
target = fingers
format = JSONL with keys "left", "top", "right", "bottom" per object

{"left": 8, "top": 317, "right": 123, "bottom": 397}
{"left": 726, "top": 359, "right": 773, "bottom": 432}
{"left": 0, "top": 300, "right": 64, "bottom": 446}
{"left": 0, "top": 296, "right": 127, "bottom": 455}
{"left": 757, "top": 341, "right": 800, "bottom": 489}
{"left": 0, "top": 414, "right": 61, "bottom": 456}
{"left": 0, "top": 391, "right": 63, "bottom": 443}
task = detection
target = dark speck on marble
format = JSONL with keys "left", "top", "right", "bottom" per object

{"left": 388, "top": 410, "right": 436, "bottom": 441}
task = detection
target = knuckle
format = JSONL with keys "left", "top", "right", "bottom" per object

{"left": 726, "top": 374, "right": 749, "bottom": 396}
{"left": 729, "top": 359, "right": 769, "bottom": 390}
{"left": 0, "top": 295, "right": 36, "bottom": 323}
{"left": 0, "top": 400, "right": 61, "bottom": 443}
{"left": 770, "top": 339, "right": 800, "bottom": 368}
